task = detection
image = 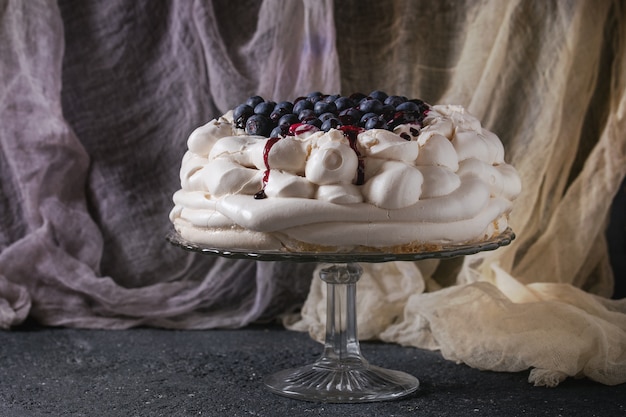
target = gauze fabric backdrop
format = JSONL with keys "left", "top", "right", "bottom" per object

{"left": 1, "top": 0, "right": 625, "bottom": 387}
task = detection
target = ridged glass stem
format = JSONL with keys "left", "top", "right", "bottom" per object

{"left": 263, "top": 261, "right": 419, "bottom": 402}
{"left": 319, "top": 263, "right": 364, "bottom": 365}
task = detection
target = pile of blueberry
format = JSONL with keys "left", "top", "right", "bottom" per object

{"left": 232, "top": 91, "right": 430, "bottom": 138}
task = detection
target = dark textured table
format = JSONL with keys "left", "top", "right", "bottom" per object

{"left": 1, "top": 324, "right": 624, "bottom": 417}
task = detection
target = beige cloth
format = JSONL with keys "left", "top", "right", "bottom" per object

{"left": 288, "top": 0, "right": 626, "bottom": 386}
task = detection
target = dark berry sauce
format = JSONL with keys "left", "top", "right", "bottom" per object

{"left": 289, "top": 123, "right": 318, "bottom": 136}
{"left": 254, "top": 137, "right": 282, "bottom": 199}
{"left": 339, "top": 125, "right": 365, "bottom": 185}
{"left": 253, "top": 190, "right": 267, "bottom": 199}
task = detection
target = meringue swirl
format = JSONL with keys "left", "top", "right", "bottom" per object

{"left": 170, "top": 104, "right": 521, "bottom": 252}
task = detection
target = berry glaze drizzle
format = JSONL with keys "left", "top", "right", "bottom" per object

{"left": 339, "top": 125, "right": 365, "bottom": 185}
{"left": 254, "top": 136, "right": 282, "bottom": 200}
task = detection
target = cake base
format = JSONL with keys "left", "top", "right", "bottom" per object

{"left": 173, "top": 216, "right": 509, "bottom": 255}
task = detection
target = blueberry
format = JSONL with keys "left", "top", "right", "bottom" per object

{"left": 298, "top": 109, "right": 316, "bottom": 121}
{"left": 293, "top": 99, "right": 313, "bottom": 114}
{"left": 384, "top": 95, "right": 407, "bottom": 107}
{"left": 364, "top": 115, "right": 388, "bottom": 130}
{"left": 270, "top": 125, "right": 288, "bottom": 138}
{"left": 274, "top": 101, "right": 294, "bottom": 112}
{"left": 358, "top": 98, "right": 383, "bottom": 114}
{"left": 322, "top": 94, "right": 341, "bottom": 103}
{"left": 334, "top": 96, "right": 356, "bottom": 112}
{"left": 319, "top": 112, "right": 338, "bottom": 123}
{"left": 236, "top": 93, "right": 428, "bottom": 136}
{"left": 349, "top": 92, "right": 367, "bottom": 102}
{"left": 233, "top": 104, "right": 254, "bottom": 128}
{"left": 245, "top": 114, "right": 273, "bottom": 136}
{"left": 380, "top": 104, "right": 396, "bottom": 121}
{"left": 394, "top": 102, "right": 420, "bottom": 124}
{"left": 246, "top": 96, "right": 265, "bottom": 108}
{"left": 233, "top": 104, "right": 254, "bottom": 119}
{"left": 339, "top": 108, "right": 362, "bottom": 126}
{"left": 306, "top": 118, "right": 322, "bottom": 128}
{"left": 369, "top": 90, "right": 388, "bottom": 102}
{"left": 359, "top": 112, "right": 379, "bottom": 126}
{"left": 314, "top": 100, "right": 337, "bottom": 116}
{"left": 321, "top": 118, "right": 341, "bottom": 132}
{"left": 292, "top": 96, "right": 306, "bottom": 105}
{"left": 306, "top": 91, "right": 324, "bottom": 103}
{"left": 387, "top": 111, "right": 408, "bottom": 129}
{"left": 278, "top": 113, "right": 299, "bottom": 127}
{"left": 395, "top": 101, "right": 419, "bottom": 112}
{"left": 409, "top": 99, "right": 429, "bottom": 115}
{"left": 269, "top": 107, "right": 290, "bottom": 123}
{"left": 254, "top": 101, "right": 276, "bottom": 117}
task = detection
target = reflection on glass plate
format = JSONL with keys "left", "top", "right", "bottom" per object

{"left": 166, "top": 228, "right": 515, "bottom": 263}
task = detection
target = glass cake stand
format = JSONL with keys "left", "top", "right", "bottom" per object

{"left": 167, "top": 228, "right": 515, "bottom": 403}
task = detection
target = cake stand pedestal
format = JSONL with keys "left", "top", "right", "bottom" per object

{"left": 167, "top": 228, "right": 515, "bottom": 403}
{"left": 264, "top": 261, "right": 418, "bottom": 402}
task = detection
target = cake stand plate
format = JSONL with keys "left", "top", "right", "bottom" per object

{"left": 167, "top": 228, "right": 515, "bottom": 403}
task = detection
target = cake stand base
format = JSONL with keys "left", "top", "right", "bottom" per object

{"left": 264, "top": 359, "right": 419, "bottom": 403}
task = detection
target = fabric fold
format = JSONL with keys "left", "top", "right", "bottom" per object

{"left": 381, "top": 265, "right": 626, "bottom": 387}
{"left": 1, "top": 0, "right": 335, "bottom": 329}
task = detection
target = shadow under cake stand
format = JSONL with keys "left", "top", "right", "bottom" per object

{"left": 167, "top": 228, "right": 515, "bottom": 403}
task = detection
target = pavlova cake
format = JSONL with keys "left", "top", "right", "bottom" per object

{"left": 169, "top": 91, "right": 521, "bottom": 252}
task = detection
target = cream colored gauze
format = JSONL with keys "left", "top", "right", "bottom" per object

{"left": 286, "top": 0, "right": 626, "bottom": 387}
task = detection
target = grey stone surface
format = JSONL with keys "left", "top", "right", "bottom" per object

{"left": 1, "top": 325, "right": 624, "bottom": 417}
